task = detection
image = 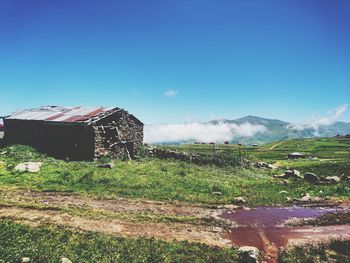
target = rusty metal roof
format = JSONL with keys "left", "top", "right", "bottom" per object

{"left": 7, "top": 106, "right": 115, "bottom": 123}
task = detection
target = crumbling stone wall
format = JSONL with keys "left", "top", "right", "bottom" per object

{"left": 93, "top": 110, "right": 144, "bottom": 159}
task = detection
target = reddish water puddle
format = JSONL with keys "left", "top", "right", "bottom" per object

{"left": 220, "top": 206, "right": 350, "bottom": 262}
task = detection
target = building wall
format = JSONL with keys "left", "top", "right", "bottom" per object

{"left": 93, "top": 110, "right": 144, "bottom": 159}
{"left": 3, "top": 109, "right": 143, "bottom": 160}
{"left": 4, "top": 119, "right": 94, "bottom": 160}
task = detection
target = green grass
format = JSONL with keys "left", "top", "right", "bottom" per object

{"left": 0, "top": 144, "right": 349, "bottom": 206}
{"left": 165, "top": 137, "right": 350, "bottom": 176}
{"left": 0, "top": 219, "right": 238, "bottom": 263}
{"left": 279, "top": 239, "right": 350, "bottom": 263}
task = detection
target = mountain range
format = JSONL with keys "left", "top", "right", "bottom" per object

{"left": 209, "top": 116, "right": 350, "bottom": 145}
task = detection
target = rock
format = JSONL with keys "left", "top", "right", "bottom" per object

{"left": 326, "top": 249, "right": 338, "bottom": 258}
{"left": 60, "top": 258, "right": 72, "bottom": 263}
{"left": 297, "top": 193, "right": 323, "bottom": 203}
{"left": 15, "top": 162, "right": 42, "bottom": 173}
{"left": 274, "top": 174, "right": 287, "bottom": 179}
{"left": 304, "top": 172, "right": 320, "bottom": 182}
{"left": 22, "top": 258, "right": 30, "bottom": 263}
{"left": 284, "top": 170, "right": 294, "bottom": 178}
{"left": 299, "top": 193, "right": 312, "bottom": 202}
{"left": 286, "top": 197, "right": 293, "bottom": 202}
{"left": 255, "top": 162, "right": 276, "bottom": 169}
{"left": 292, "top": 169, "right": 302, "bottom": 179}
{"left": 233, "top": 197, "right": 247, "bottom": 205}
{"left": 283, "top": 169, "right": 302, "bottom": 179}
{"left": 97, "top": 163, "right": 114, "bottom": 169}
{"left": 238, "top": 246, "right": 260, "bottom": 263}
{"left": 212, "top": 226, "right": 222, "bottom": 233}
{"left": 323, "top": 176, "right": 341, "bottom": 184}
{"left": 267, "top": 164, "right": 277, "bottom": 169}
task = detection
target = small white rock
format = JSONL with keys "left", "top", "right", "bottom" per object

{"left": 238, "top": 246, "right": 260, "bottom": 262}
{"left": 60, "top": 258, "right": 72, "bottom": 263}
{"left": 15, "top": 162, "right": 42, "bottom": 173}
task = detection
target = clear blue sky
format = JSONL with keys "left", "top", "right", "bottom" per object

{"left": 0, "top": 0, "right": 349, "bottom": 124}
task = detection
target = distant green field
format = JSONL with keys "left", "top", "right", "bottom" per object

{"left": 163, "top": 137, "right": 350, "bottom": 177}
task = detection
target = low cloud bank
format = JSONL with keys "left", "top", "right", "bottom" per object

{"left": 144, "top": 121, "right": 267, "bottom": 144}
{"left": 288, "top": 104, "right": 348, "bottom": 131}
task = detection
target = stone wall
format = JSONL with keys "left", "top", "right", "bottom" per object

{"left": 93, "top": 110, "right": 144, "bottom": 159}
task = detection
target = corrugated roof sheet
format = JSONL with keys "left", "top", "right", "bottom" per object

{"left": 7, "top": 106, "right": 115, "bottom": 123}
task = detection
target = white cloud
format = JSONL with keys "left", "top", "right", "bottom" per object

{"left": 144, "top": 121, "right": 267, "bottom": 144}
{"left": 288, "top": 104, "right": 348, "bottom": 131}
{"left": 164, "top": 89, "right": 178, "bottom": 97}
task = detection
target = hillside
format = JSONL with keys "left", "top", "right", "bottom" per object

{"left": 209, "top": 115, "right": 350, "bottom": 145}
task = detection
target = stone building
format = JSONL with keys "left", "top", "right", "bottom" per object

{"left": 3, "top": 106, "right": 143, "bottom": 160}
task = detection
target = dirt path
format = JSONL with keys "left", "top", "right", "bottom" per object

{"left": 0, "top": 206, "right": 230, "bottom": 247}
{"left": 0, "top": 188, "right": 233, "bottom": 247}
{"left": 0, "top": 189, "right": 222, "bottom": 218}
{"left": 269, "top": 141, "right": 284, "bottom": 150}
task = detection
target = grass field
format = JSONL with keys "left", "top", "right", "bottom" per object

{"left": 0, "top": 137, "right": 349, "bottom": 262}
{"left": 164, "top": 137, "right": 350, "bottom": 177}
{"left": 0, "top": 220, "right": 237, "bottom": 263}
{"left": 0, "top": 141, "right": 349, "bottom": 206}
{"left": 279, "top": 239, "right": 350, "bottom": 263}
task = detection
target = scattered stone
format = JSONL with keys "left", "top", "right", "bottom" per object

{"left": 304, "top": 172, "right": 320, "bottom": 182}
{"left": 286, "top": 197, "right": 293, "bottom": 202}
{"left": 15, "top": 162, "right": 42, "bottom": 173}
{"left": 292, "top": 169, "right": 302, "bottom": 179}
{"left": 233, "top": 197, "right": 247, "bottom": 206}
{"left": 255, "top": 161, "right": 267, "bottom": 168}
{"left": 296, "top": 193, "right": 323, "bottom": 203}
{"left": 60, "top": 258, "right": 72, "bottom": 263}
{"left": 299, "top": 193, "right": 312, "bottom": 202}
{"left": 283, "top": 169, "right": 302, "bottom": 179}
{"left": 267, "top": 164, "right": 277, "bottom": 169}
{"left": 325, "top": 249, "right": 338, "bottom": 259}
{"left": 238, "top": 246, "right": 260, "bottom": 263}
{"left": 97, "top": 163, "right": 114, "bottom": 169}
{"left": 212, "top": 226, "right": 222, "bottom": 233}
{"left": 255, "top": 161, "right": 277, "bottom": 169}
{"left": 323, "top": 176, "right": 341, "bottom": 184}
{"left": 22, "top": 258, "right": 30, "bottom": 263}
{"left": 211, "top": 191, "right": 222, "bottom": 196}
{"left": 284, "top": 170, "right": 294, "bottom": 178}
